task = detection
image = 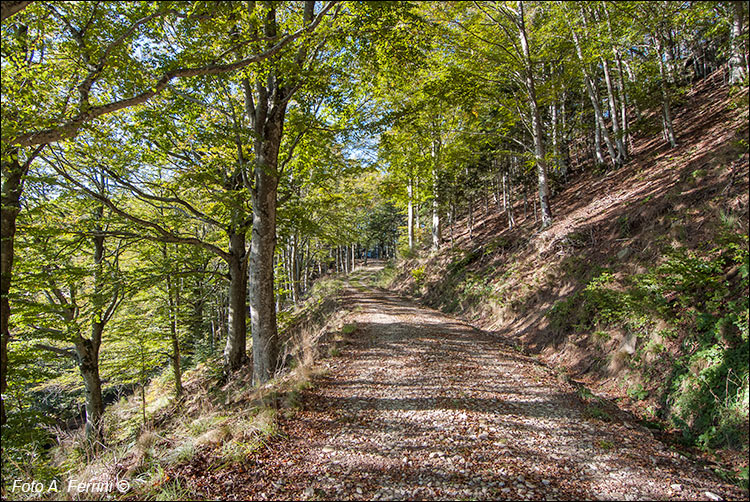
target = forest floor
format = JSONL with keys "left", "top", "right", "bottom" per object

{"left": 179, "top": 264, "right": 745, "bottom": 501}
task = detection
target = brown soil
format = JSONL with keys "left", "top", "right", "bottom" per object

{"left": 178, "top": 265, "right": 745, "bottom": 501}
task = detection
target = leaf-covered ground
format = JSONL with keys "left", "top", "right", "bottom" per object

{"left": 176, "top": 266, "right": 744, "bottom": 501}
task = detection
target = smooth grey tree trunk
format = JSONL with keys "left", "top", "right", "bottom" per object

{"left": 507, "top": 156, "right": 516, "bottom": 229}
{"left": 431, "top": 139, "right": 442, "bottom": 250}
{"left": 594, "top": 116, "right": 605, "bottom": 164}
{"left": 551, "top": 102, "right": 560, "bottom": 171}
{"left": 604, "top": 4, "right": 631, "bottom": 156}
{"left": 602, "top": 57, "right": 627, "bottom": 163}
{"left": 518, "top": 1, "right": 552, "bottom": 227}
{"left": 250, "top": 156, "right": 281, "bottom": 384}
{"left": 729, "top": 1, "right": 748, "bottom": 84}
{"left": 415, "top": 176, "right": 420, "bottom": 235}
{"left": 242, "top": 1, "right": 316, "bottom": 385}
{"left": 654, "top": 33, "right": 678, "bottom": 148}
{"left": 570, "top": 15, "right": 618, "bottom": 168}
{"left": 224, "top": 232, "right": 248, "bottom": 371}
{"left": 408, "top": 178, "right": 415, "bottom": 251}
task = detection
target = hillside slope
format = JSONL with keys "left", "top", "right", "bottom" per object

{"left": 389, "top": 69, "right": 749, "bottom": 482}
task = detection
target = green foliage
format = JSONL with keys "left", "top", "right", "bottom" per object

{"left": 547, "top": 234, "right": 749, "bottom": 451}
{"left": 594, "top": 331, "right": 611, "bottom": 342}
{"left": 627, "top": 383, "right": 649, "bottom": 401}
{"left": 739, "top": 466, "right": 749, "bottom": 490}
{"left": 155, "top": 479, "right": 191, "bottom": 501}
{"left": 410, "top": 266, "right": 426, "bottom": 289}
{"left": 0, "top": 413, "right": 59, "bottom": 486}
{"left": 582, "top": 404, "right": 612, "bottom": 422}
{"left": 597, "top": 439, "right": 615, "bottom": 450}
{"left": 547, "top": 268, "right": 653, "bottom": 335}
{"left": 447, "top": 248, "right": 482, "bottom": 274}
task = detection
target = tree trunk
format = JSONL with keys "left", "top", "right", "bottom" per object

{"left": 0, "top": 148, "right": 27, "bottom": 426}
{"left": 166, "top": 274, "right": 182, "bottom": 398}
{"left": 468, "top": 191, "right": 473, "bottom": 241}
{"left": 223, "top": 232, "right": 248, "bottom": 371}
{"left": 75, "top": 333, "right": 104, "bottom": 442}
{"left": 654, "top": 32, "right": 678, "bottom": 148}
{"left": 449, "top": 199, "right": 455, "bottom": 245}
{"left": 605, "top": 4, "right": 631, "bottom": 155}
{"left": 303, "top": 241, "right": 310, "bottom": 294}
{"left": 507, "top": 157, "right": 516, "bottom": 229}
{"left": 250, "top": 134, "right": 282, "bottom": 386}
{"left": 560, "top": 93, "right": 570, "bottom": 176}
{"left": 503, "top": 172, "right": 508, "bottom": 213}
{"left": 80, "top": 200, "right": 108, "bottom": 441}
{"left": 570, "top": 16, "right": 618, "bottom": 168}
{"left": 415, "top": 177, "right": 420, "bottom": 236}
{"left": 431, "top": 139, "right": 442, "bottom": 250}
{"left": 729, "top": 0, "right": 748, "bottom": 84}
{"left": 291, "top": 235, "right": 300, "bottom": 303}
{"left": 602, "top": 57, "right": 626, "bottom": 163}
{"left": 244, "top": 1, "right": 315, "bottom": 384}
{"left": 664, "top": 26, "right": 679, "bottom": 83}
{"left": 407, "top": 178, "right": 414, "bottom": 251}
{"left": 551, "top": 101, "right": 560, "bottom": 171}
{"left": 518, "top": 1, "right": 552, "bottom": 227}
{"left": 616, "top": 55, "right": 632, "bottom": 153}
{"left": 594, "top": 116, "right": 605, "bottom": 164}
{"left": 210, "top": 318, "right": 216, "bottom": 354}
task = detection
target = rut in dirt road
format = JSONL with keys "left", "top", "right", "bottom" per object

{"left": 201, "top": 266, "right": 743, "bottom": 501}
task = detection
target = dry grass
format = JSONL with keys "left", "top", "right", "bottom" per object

{"left": 30, "top": 276, "right": 351, "bottom": 501}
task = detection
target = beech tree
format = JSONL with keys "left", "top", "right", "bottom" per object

{"left": 12, "top": 165, "right": 126, "bottom": 441}
{"left": 444, "top": 1, "right": 554, "bottom": 227}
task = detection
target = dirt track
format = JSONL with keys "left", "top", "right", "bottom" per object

{"left": 200, "top": 265, "right": 743, "bottom": 501}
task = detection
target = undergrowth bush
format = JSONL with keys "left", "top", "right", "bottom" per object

{"left": 547, "top": 232, "right": 749, "bottom": 451}
{"left": 0, "top": 411, "right": 58, "bottom": 488}
{"left": 411, "top": 266, "right": 426, "bottom": 289}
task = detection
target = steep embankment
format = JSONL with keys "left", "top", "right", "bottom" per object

{"left": 390, "top": 70, "right": 749, "bottom": 483}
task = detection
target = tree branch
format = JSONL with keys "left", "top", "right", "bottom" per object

{"left": 10, "top": 1, "right": 338, "bottom": 148}
{"left": 35, "top": 343, "right": 76, "bottom": 359}
{"left": 44, "top": 151, "right": 233, "bottom": 262}
{"left": 97, "top": 163, "right": 225, "bottom": 230}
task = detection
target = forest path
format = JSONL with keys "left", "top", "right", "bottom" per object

{"left": 202, "top": 264, "right": 742, "bottom": 501}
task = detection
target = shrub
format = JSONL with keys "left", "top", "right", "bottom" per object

{"left": 546, "top": 234, "right": 749, "bottom": 451}
{"left": 411, "top": 266, "right": 426, "bottom": 288}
